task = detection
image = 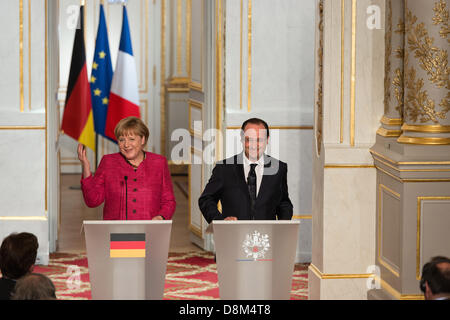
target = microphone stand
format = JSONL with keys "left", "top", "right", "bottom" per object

{"left": 124, "top": 176, "right": 128, "bottom": 220}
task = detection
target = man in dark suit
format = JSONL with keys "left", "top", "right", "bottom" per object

{"left": 420, "top": 256, "right": 450, "bottom": 300}
{"left": 199, "top": 118, "right": 293, "bottom": 223}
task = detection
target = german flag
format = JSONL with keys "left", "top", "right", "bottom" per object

{"left": 110, "top": 233, "right": 146, "bottom": 258}
{"left": 61, "top": 5, "right": 96, "bottom": 151}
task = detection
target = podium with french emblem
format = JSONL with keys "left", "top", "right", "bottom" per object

{"left": 211, "top": 220, "right": 300, "bottom": 299}
{"left": 83, "top": 220, "right": 172, "bottom": 300}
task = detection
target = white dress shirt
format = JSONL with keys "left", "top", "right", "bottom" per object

{"left": 243, "top": 154, "right": 265, "bottom": 197}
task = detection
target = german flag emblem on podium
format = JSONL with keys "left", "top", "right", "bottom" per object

{"left": 110, "top": 233, "right": 146, "bottom": 258}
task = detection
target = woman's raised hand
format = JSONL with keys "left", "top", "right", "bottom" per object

{"left": 77, "top": 143, "right": 92, "bottom": 178}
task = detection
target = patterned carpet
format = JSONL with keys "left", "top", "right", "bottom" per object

{"left": 33, "top": 251, "right": 309, "bottom": 300}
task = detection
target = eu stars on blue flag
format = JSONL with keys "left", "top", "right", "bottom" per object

{"left": 90, "top": 4, "right": 113, "bottom": 140}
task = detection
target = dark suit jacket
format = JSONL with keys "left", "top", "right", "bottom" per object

{"left": 0, "top": 278, "right": 16, "bottom": 300}
{"left": 198, "top": 153, "right": 293, "bottom": 223}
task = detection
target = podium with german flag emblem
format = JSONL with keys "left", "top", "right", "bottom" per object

{"left": 83, "top": 220, "right": 172, "bottom": 300}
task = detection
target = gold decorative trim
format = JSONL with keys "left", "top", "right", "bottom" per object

{"left": 324, "top": 164, "right": 375, "bottom": 169}
{"left": 247, "top": 0, "right": 252, "bottom": 112}
{"left": 191, "top": 146, "right": 202, "bottom": 156}
{"left": 378, "top": 184, "right": 401, "bottom": 278}
{"left": 160, "top": 0, "right": 166, "bottom": 156}
{"left": 28, "top": 0, "right": 31, "bottom": 111}
{"left": 370, "top": 149, "right": 450, "bottom": 165}
{"left": 405, "top": 178, "right": 450, "bottom": 182}
{"left": 340, "top": 0, "right": 345, "bottom": 143}
{"left": 226, "top": 126, "right": 313, "bottom": 130}
{"left": 293, "top": 215, "right": 312, "bottom": 219}
{"left": 188, "top": 164, "right": 203, "bottom": 239}
{"left": 376, "top": 164, "right": 403, "bottom": 182}
{"left": 401, "top": 124, "right": 450, "bottom": 133}
{"left": 167, "top": 87, "right": 189, "bottom": 93}
{"left": 375, "top": 155, "right": 450, "bottom": 173}
{"left": 189, "top": 0, "right": 204, "bottom": 93}
{"left": 20, "top": 0, "right": 24, "bottom": 113}
{"left": 140, "top": 100, "right": 148, "bottom": 130}
{"left": 186, "top": 0, "right": 191, "bottom": 79}
{"left": 384, "top": 0, "right": 392, "bottom": 115}
{"left": 61, "top": 162, "right": 82, "bottom": 166}
{"left": 377, "top": 127, "right": 402, "bottom": 137}
{"left": 240, "top": 0, "right": 243, "bottom": 110}
{"left": 381, "top": 115, "right": 403, "bottom": 126}
{"left": 397, "top": 135, "right": 450, "bottom": 145}
{"left": 416, "top": 196, "right": 450, "bottom": 280}
{"left": 0, "top": 126, "right": 46, "bottom": 130}
{"left": 376, "top": 164, "right": 450, "bottom": 182}
{"left": 141, "top": 0, "right": 149, "bottom": 94}
{"left": 189, "top": 99, "right": 203, "bottom": 137}
{"left": 324, "top": 163, "right": 375, "bottom": 169}
{"left": 316, "top": 0, "right": 324, "bottom": 156}
{"left": 177, "top": 0, "right": 182, "bottom": 76}
{"left": 45, "top": 0, "right": 48, "bottom": 212}
{"left": 0, "top": 216, "right": 48, "bottom": 221}
{"left": 309, "top": 263, "right": 374, "bottom": 280}
{"left": 189, "top": 82, "right": 203, "bottom": 92}
{"left": 169, "top": 77, "right": 190, "bottom": 85}
{"left": 379, "top": 277, "right": 424, "bottom": 300}
{"left": 404, "top": 4, "right": 449, "bottom": 124}
{"left": 189, "top": 99, "right": 203, "bottom": 109}
{"left": 350, "top": 0, "right": 356, "bottom": 147}
{"left": 215, "top": 0, "right": 224, "bottom": 161}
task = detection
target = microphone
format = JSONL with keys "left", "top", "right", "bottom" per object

{"left": 124, "top": 176, "right": 128, "bottom": 220}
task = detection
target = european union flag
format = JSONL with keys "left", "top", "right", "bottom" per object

{"left": 90, "top": 4, "right": 113, "bottom": 140}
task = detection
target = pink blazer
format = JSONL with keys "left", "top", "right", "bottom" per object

{"left": 80, "top": 152, "right": 176, "bottom": 220}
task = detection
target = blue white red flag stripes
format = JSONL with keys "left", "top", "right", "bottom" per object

{"left": 104, "top": 6, "right": 141, "bottom": 141}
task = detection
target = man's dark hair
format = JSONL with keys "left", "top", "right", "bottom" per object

{"left": 0, "top": 232, "right": 38, "bottom": 279}
{"left": 420, "top": 256, "right": 450, "bottom": 295}
{"left": 241, "top": 118, "right": 270, "bottom": 138}
{"left": 11, "top": 273, "right": 56, "bottom": 300}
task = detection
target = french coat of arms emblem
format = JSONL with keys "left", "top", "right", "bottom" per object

{"left": 242, "top": 231, "right": 270, "bottom": 260}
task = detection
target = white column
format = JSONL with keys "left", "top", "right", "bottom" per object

{"left": 309, "top": 0, "right": 384, "bottom": 299}
{"left": 0, "top": 0, "right": 50, "bottom": 264}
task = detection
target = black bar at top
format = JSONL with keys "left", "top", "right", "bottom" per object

{"left": 110, "top": 233, "right": 145, "bottom": 242}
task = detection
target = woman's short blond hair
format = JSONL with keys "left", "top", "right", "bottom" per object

{"left": 114, "top": 117, "right": 150, "bottom": 146}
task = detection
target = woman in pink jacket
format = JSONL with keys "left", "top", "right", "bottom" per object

{"left": 77, "top": 117, "right": 176, "bottom": 220}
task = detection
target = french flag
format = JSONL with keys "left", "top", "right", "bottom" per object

{"left": 104, "top": 6, "right": 140, "bottom": 141}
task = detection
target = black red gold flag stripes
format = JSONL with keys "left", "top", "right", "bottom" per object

{"left": 61, "top": 5, "right": 96, "bottom": 151}
{"left": 110, "top": 233, "right": 146, "bottom": 258}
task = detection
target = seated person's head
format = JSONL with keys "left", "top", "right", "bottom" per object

{"left": 11, "top": 273, "right": 56, "bottom": 300}
{"left": 420, "top": 256, "right": 450, "bottom": 300}
{"left": 0, "top": 232, "right": 38, "bottom": 280}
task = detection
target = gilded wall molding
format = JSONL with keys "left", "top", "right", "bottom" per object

{"left": 315, "top": 0, "right": 324, "bottom": 156}
{"left": 378, "top": 184, "right": 401, "bottom": 278}
{"left": 403, "top": 1, "right": 449, "bottom": 125}
{"left": 379, "top": 0, "right": 404, "bottom": 138}
{"left": 416, "top": 196, "right": 450, "bottom": 280}
{"left": 309, "top": 263, "right": 374, "bottom": 280}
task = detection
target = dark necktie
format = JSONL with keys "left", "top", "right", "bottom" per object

{"left": 247, "top": 163, "right": 257, "bottom": 219}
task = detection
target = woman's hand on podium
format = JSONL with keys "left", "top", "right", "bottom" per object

{"left": 152, "top": 215, "right": 164, "bottom": 220}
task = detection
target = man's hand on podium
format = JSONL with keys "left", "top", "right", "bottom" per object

{"left": 224, "top": 216, "right": 238, "bottom": 221}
